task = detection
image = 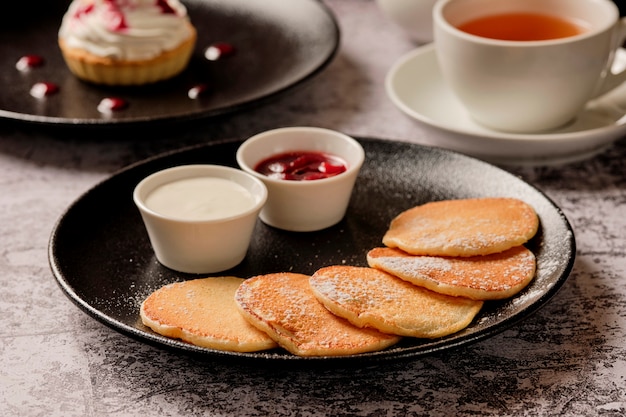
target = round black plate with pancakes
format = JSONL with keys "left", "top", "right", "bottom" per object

{"left": 49, "top": 138, "right": 576, "bottom": 366}
{"left": 0, "top": 0, "right": 339, "bottom": 125}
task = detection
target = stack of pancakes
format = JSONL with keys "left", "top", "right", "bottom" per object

{"left": 140, "top": 197, "right": 539, "bottom": 357}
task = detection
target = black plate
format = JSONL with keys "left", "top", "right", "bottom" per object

{"left": 0, "top": 0, "right": 339, "bottom": 125}
{"left": 48, "top": 138, "right": 576, "bottom": 366}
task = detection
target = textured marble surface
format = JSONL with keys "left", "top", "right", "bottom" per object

{"left": 2, "top": 1, "right": 626, "bottom": 416}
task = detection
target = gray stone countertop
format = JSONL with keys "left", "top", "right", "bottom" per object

{"left": 1, "top": 1, "right": 625, "bottom": 416}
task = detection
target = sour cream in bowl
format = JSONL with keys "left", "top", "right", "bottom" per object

{"left": 133, "top": 165, "right": 267, "bottom": 274}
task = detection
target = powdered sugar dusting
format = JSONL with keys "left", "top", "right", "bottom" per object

{"left": 236, "top": 273, "right": 398, "bottom": 353}
{"left": 369, "top": 247, "right": 535, "bottom": 294}
{"left": 384, "top": 198, "right": 538, "bottom": 256}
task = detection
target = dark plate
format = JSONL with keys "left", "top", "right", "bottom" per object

{"left": 0, "top": 0, "right": 339, "bottom": 125}
{"left": 48, "top": 138, "right": 576, "bottom": 366}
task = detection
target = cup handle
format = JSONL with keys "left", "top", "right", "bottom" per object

{"left": 593, "top": 17, "right": 626, "bottom": 97}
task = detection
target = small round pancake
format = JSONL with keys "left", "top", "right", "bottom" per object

{"left": 234, "top": 272, "right": 400, "bottom": 357}
{"left": 310, "top": 266, "right": 483, "bottom": 339}
{"left": 140, "top": 277, "right": 277, "bottom": 353}
{"left": 382, "top": 198, "right": 539, "bottom": 257}
{"left": 367, "top": 246, "right": 536, "bottom": 300}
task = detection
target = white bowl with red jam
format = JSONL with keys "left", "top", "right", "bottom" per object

{"left": 236, "top": 127, "right": 365, "bottom": 232}
{"left": 133, "top": 165, "right": 267, "bottom": 274}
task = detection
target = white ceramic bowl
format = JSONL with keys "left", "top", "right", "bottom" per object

{"left": 236, "top": 127, "right": 365, "bottom": 232}
{"left": 133, "top": 165, "right": 267, "bottom": 274}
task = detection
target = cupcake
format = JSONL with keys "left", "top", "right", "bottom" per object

{"left": 58, "top": 0, "right": 197, "bottom": 86}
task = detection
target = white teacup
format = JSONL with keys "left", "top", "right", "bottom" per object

{"left": 433, "top": 0, "right": 626, "bottom": 133}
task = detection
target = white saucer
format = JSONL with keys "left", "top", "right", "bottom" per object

{"left": 386, "top": 43, "right": 626, "bottom": 165}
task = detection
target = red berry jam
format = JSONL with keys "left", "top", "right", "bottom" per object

{"left": 101, "top": 1, "right": 127, "bottom": 31}
{"left": 204, "top": 42, "right": 236, "bottom": 61}
{"left": 97, "top": 97, "right": 128, "bottom": 113}
{"left": 30, "top": 82, "right": 59, "bottom": 98}
{"left": 72, "top": 3, "right": 95, "bottom": 21}
{"left": 254, "top": 151, "right": 348, "bottom": 181}
{"left": 16, "top": 55, "right": 44, "bottom": 71}
{"left": 156, "top": 0, "right": 177, "bottom": 14}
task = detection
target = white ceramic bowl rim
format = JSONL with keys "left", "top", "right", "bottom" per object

{"left": 133, "top": 164, "right": 268, "bottom": 223}
{"left": 236, "top": 127, "right": 365, "bottom": 186}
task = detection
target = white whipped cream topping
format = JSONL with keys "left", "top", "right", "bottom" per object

{"left": 59, "top": 0, "right": 193, "bottom": 61}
